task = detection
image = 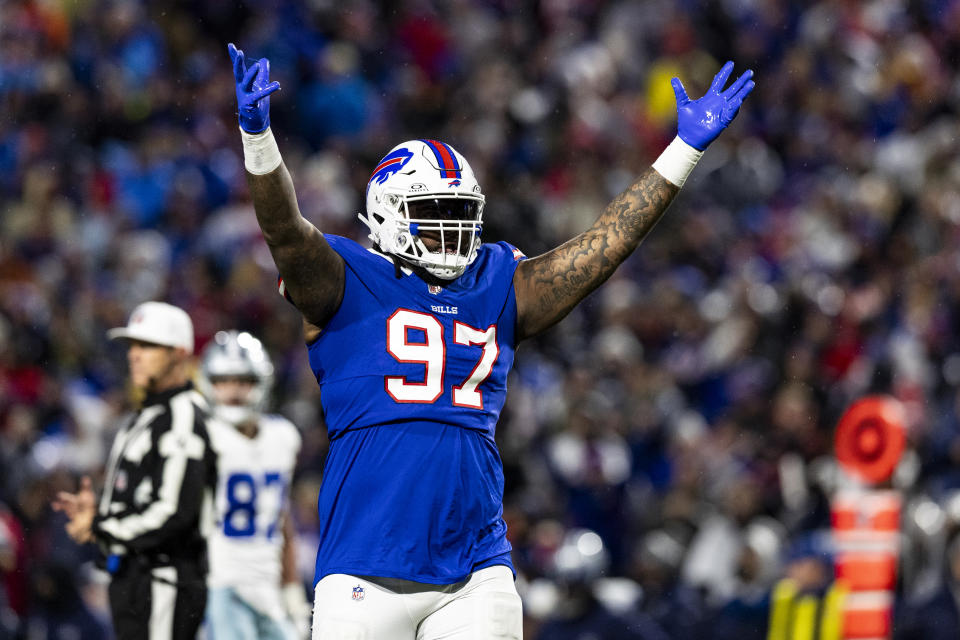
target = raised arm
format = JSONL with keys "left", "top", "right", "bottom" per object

{"left": 514, "top": 61, "right": 755, "bottom": 340}
{"left": 514, "top": 169, "right": 678, "bottom": 340}
{"left": 229, "top": 44, "right": 345, "bottom": 328}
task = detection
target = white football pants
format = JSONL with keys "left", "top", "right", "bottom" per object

{"left": 311, "top": 565, "right": 522, "bottom": 640}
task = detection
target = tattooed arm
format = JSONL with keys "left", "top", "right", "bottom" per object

{"left": 247, "top": 164, "right": 345, "bottom": 328}
{"left": 513, "top": 61, "right": 755, "bottom": 341}
{"left": 513, "top": 169, "right": 677, "bottom": 340}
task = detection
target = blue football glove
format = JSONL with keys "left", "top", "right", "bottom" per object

{"left": 672, "top": 61, "right": 755, "bottom": 150}
{"left": 228, "top": 42, "right": 281, "bottom": 134}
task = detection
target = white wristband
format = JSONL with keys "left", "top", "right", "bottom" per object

{"left": 652, "top": 136, "right": 704, "bottom": 188}
{"left": 240, "top": 127, "right": 282, "bottom": 175}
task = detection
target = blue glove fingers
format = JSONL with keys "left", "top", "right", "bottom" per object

{"left": 734, "top": 80, "right": 755, "bottom": 103}
{"left": 721, "top": 80, "right": 754, "bottom": 123}
{"left": 230, "top": 44, "right": 279, "bottom": 133}
{"left": 722, "top": 100, "right": 743, "bottom": 123}
{"left": 253, "top": 58, "right": 273, "bottom": 92}
{"left": 249, "top": 82, "right": 280, "bottom": 102}
{"left": 671, "top": 77, "right": 691, "bottom": 106}
{"left": 674, "top": 62, "right": 756, "bottom": 150}
{"left": 229, "top": 44, "right": 245, "bottom": 84}
{"left": 241, "top": 61, "right": 261, "bottom": 93}
{"left": 710, "top": 61, "right": 735, "bottom": 92}
{"left": 258, "top": 58, "right": 271, "bottom": 83}
{"left": 722, "top": 69, "right": 754, "bottom": 98}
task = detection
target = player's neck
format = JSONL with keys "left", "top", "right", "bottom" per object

{"left": 378, "top": 247, "right": 452, "bottom": 288}
{"left": 403, "top": 259, "right": 452, "bottom": 288}
{"left": 237, "top": 422, "right": 258, "bottom": 439}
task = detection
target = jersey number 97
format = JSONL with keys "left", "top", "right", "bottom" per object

{"left": 385, "top": 309, "right": 499, "bottom": 409}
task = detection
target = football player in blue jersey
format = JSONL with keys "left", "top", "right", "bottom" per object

{"left": 228, "top": 42, "right": 754, "bottom": 640}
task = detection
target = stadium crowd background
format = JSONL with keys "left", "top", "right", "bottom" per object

{"left": 3, "top": 0, "right": 960, "bottom": 637}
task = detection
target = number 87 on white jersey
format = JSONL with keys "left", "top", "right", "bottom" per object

{"left": 207, "top": 415, "right": 301, "bottom": 589}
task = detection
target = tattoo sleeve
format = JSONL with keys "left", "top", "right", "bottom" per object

{"left": 247, "top": 162, "right": 345, "bottom": 327}
{"left": 513, "top": 168, "right": 679, "bottom": 340}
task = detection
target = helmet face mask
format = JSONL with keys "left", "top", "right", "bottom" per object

{"left": 198, "top": 331, "right": 274, "bottom": 428}
{"left": 360, "top": 140, "right": 485, "bottom": 280}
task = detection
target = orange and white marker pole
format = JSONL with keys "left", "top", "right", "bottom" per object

{"left": 831, "top": 395, "right": 906, "bottom": 640}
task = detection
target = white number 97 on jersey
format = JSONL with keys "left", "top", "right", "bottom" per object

{"left": 222, "top": 471, "right": 286, "bottom": 539}
{"left": 385, "top": 310, "right": 499, "bottom": 409}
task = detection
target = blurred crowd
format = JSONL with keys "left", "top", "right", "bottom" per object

{"left": 4, "top": 0, "right": 960, "bottom": 638}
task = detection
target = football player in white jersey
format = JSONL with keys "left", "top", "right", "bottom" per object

{"left": 199, "top": 330, "right": 309, "bottom": 640}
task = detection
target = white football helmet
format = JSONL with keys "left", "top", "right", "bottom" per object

{"left": 198, "top": 330, "right": 274, "bottom": 427}
{"left": 359, "top": 139, "right": 485, "bottom": 280}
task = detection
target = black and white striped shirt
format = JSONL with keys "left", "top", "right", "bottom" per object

{"left": 94, "top": 383, "right": 217, "bottom": 567}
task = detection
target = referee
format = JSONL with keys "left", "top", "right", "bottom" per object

{"left": 54, "top": 301, "right": 217, "bottom": 640}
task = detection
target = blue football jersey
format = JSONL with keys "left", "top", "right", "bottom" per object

{"left": 308, "top": 235, "right": 525, "bottom": 585}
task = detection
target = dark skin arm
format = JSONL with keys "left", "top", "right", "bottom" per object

{"left": 513, "top": 168, "right": 679, "bottom": 340}
{"left": 246, "top": 163, "right": 345, "bottom": 328}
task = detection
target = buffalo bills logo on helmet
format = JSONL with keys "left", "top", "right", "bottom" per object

{"left": 447, "top": 179, "right": 461, "bottom": 187}
{"left": 367, "top": 148, "right": 415, "bottom": 195}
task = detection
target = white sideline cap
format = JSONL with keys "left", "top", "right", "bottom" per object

{"left": 107, "top": 301, "right": 194, "bottom": 354}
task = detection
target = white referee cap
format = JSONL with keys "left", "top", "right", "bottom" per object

{"left": 107, "top": 301, "right": 194, "bottom": 354}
